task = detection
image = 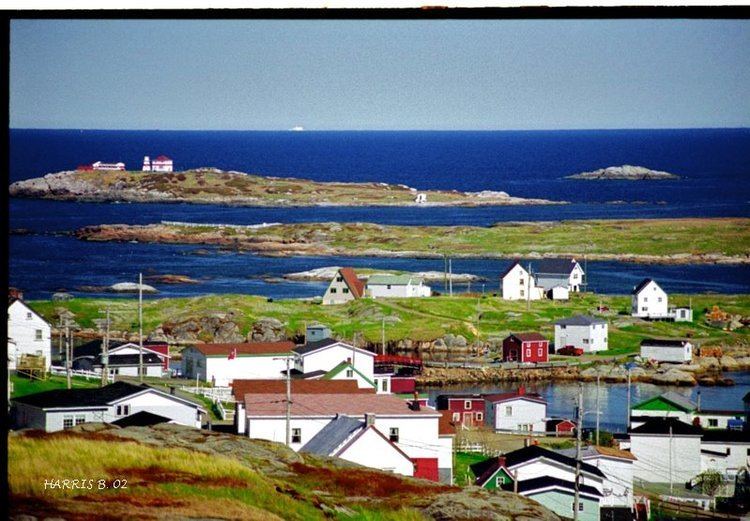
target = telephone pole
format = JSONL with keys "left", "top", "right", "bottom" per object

{"left": 448, "top": 258, "right": 453, "bottom": 296}
{"left": 138, "top": 272, "right": 144, "bottom": 383}
{"left": 99, "top": 308, "right": 111, "bottom": 386}
{"left": 285, "top": 357, "right": 292, "bottom": 446}
{"left": 65, "top": 321, "right": 72, "bottom": 389}
{"left": 669, "top": 425, "right": 674, "bottom": 494}
{"left": 573, "top": 383, "right": 583, "bottom": 521}
{"left": 626, "top": 369, "right": 632, "bottom": 430}
{"left": 526, "top": 263, "right": 532, "bottom": 311}
{"left": 595, "top": 374, "right": 600, "bottom": 446}
{"left": 381, "top": 317, "right": 386, "bottom": 356}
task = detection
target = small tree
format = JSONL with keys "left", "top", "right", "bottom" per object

{"left": 698, "top": 470, "right": 724, "bottom": 497}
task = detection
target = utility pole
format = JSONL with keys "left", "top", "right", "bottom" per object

{"left": 138, "top": 272, "right": 144, "bottom": 383}
{"left": 65, "top": 321, "right": 72, "bottom": 389}
{"left": 285, "top": 357, "right": 292, "bottom": 446}
{"left": 57, "top": 317, "right": 65, "bottom": 358}
{"left": 626, "top": 369, "right": 632, "bottom": 430}
{"left": 448, "top": 258, "right": 453, "bottom": 296}
{"left": 99, "top": 307, "right": 111, "bottom": 386}
{"left": 526, "top": 263, "right": 531, "bottom": 311}
{"left": 443, "top": 254, "right": 448, "bottom": 293}
{"left": 381, "top": 317, "right": 386, "bottom": 356}
{"left": 595, "top": 374, "right": 600, "bottom": 446}
{"left": 669, "top": 425, "right": 674, "bottom": 494}
{"left": 573, "top": 383, "right": 583, "bottom": 521}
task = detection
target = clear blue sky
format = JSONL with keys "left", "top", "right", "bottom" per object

{"left": 10, "top": 19, "right": 750, "bottom": 130}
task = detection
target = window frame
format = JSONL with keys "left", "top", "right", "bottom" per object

{"left": 291, "top": 428, "right": 302, "bottom": 444}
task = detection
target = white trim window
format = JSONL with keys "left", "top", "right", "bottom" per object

{"left": 464, "top": 400, "right": 472, "bottom": 410}
{"left": 505, "top": 406, "right": 513, "bottom": 417}
{"left": 292, "top": 428, "right": 302, "bottom": 444}
{"left": 116, "top": 405, "right": 130, "bottom": 416}
{"left": 63, "top": 416, "right": 74, "bottom": 429}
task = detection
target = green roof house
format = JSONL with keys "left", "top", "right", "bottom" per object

{"left": 630, "top": 391, "right": 696, "bottom": 428}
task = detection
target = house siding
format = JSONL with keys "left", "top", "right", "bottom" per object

{"left": 554, "top": 323, "right": 608, "bottom": 353}
{"left": 630, "top": 434, "right": 702, "bottom": 483}
{"left": 502, "top": 337, "right": 549, "bottom": 363}
{"left": 8, "top": 300, "right": 52, "bottom": 371}
{"left": 529, "top": 491, "right": 599, "bottom": 521}
{"left": 487, "top": 398, "right": 546, "bottom": 433}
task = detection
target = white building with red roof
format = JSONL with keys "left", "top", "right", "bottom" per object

{"left": 142, "top": 155, "right": 174, "bottom": 172}
{"left": 322, "top": 267, "right": 365, "bottom": 305}
{"left": 180, "top": 342, "right": 296, "bottom": 386}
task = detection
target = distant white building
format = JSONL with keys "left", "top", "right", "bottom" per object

{"left": 632, "top": 278, "right": 669, "bottom": 319}
{"left": 7, "top": 297, "right": 52, "bottom": 372}
{"left": 92, "top": 161, "right": 125, "bottom": 171}
{"left": 500, "top": 261, "right": 543, "bottom": 301}
{"left": 554, "top": 315, "right": 608, "bottom": 353}
{"left": 322, "top": 268, "right": 365, "bottom": 306}
{"left": 11, "top": 381, "right": 205, "bottom": 431}
{"left": 629, "top": 418, "right": 703, "bottom": 484}
{"left": 414, "top": 193, "right": 427, "bottom": 204}
{"left": 547, "top": 286, "right": 570, "bottom": 301}
{"left": 366, "top": 275, "right": 431, "bottom": 298}
{"left": 640, "top": 339, "right": 693, "bottom": 364}
{"left": 143, "top": 155, "right": 173, "bottom": 172}
{"left": 181, "top": 342, "right": 297, "bottom": 386}
{"left": 293, "top": 337, "right": 375, "bottom": 384}
{"left": 484, "top": 388, "right": 547, "bottom": 433}
{"left": 533, "top": 258, "right": 585, "bottom": 293}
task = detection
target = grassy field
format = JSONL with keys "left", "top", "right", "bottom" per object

{"left": 78, "top": 217, "right": 750, "bottom": 261}
{"left": 29, "top": 292, "right": 750, "bottom": 355}
{"left": 10, "top": 374, "right": 101, "bottom": 398}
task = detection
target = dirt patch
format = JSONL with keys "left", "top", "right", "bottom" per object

{"left": 106, "top": 464, "right": 248, "bottom": 488}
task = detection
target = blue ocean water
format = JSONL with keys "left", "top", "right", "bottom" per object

{"left": 8, "top": 129, "right": 750, "bottom": 299}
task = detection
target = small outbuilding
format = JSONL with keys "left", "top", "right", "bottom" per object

{"left": 639, "top": 338, "right": 693, "bottom": 364}
{"left": 502, "top": 333, "right": 549, "bottom": 364}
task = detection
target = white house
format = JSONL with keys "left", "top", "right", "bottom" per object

{"left": 499, "top": 261, "right": 543, "bottom": 301}
{"left": 558, "top": 445, "right": 637, "bottom": 508}
{"left": 632, "top": 278, "right": 669, "bottom": 319}
{"left": 72, "top": 340, "right": 169, "bottom": 378}
{"left": 630, "top": 392, "right": 697, "bottom": 428}
{"left": 11, "top": 381, "right": 205, "bottom": 431}
{"left": 629, "top": 417, "right": 703, "bottom": 485}
{"left": 484, "top": 388, "right": 547, "bottom": 433}
{"left": 8, "top": 297, "right": 52, "bottom": 372}
{"left": 640, "top": 339, "right": 693, "bottom": 364}
{"left": 700, "top": 430, "right": 750, "bottom": 477}
{"left": 242, "top": 392, "right": 449, "bottom": 482}
{"left": 695, "top": 409, "right": 746, "bottom": 430}
{"left": 366, "top": 275, "right": 431, "bottom": 299}
{"left": 533, "top": 258, "right": 585, "bottom": 293}
{"left": 301, "top": 414, "right": 415, "bottom": 477}
{"left": 293, "top": 338, "right": 375, "bottom": 384}
{"left": 554, "top": 315, "right": 608, "bottom": 353}
{"left": 92, "top": 161, "right": 125, "bottom": 171}
{"left": 548, "top": 286, "right": 570, "bottom": 301}
{"left": 181, "top": 341, "right": 296, "bottom": 387}
{"left": 322, "top": 268, "right": 365, "bottom": 306}
{"left": 149, "top": 155, "right": 174, "bottom": 172}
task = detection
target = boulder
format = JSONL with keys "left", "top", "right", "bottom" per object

{"left": 697, "top": 357, "right": 721, "bottom": 371}
{"left": 422, "top": 487, "right": 559, "bottom": 521}
{"left": 109, "top": 282, "right": 158, "bottom": 293}
{"left": 720, "top": 355, "right": 740, "bottom": 371}
{"left": 147, "top": 327, "right": 170, "bottom": 343}
{"left": 652, "top": 368, "right": 696, "bottom": 386}
{"left": 250, "top": 318, "right": 286, "bottom": 342}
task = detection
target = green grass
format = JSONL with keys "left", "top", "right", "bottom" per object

{"left": 10, "top": 373, "right": 100, "bottom": 398}
{"left": 453, "top": 452, "right": 487, "bottom": 487}
{"left": 28, "top": 292, "right": 750, "bottom": 355}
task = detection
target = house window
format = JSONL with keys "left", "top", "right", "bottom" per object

{"left": 346, "top": 369, "right": 354, "bottom": 378}
{"left": 292, "top": 428, "right": 302, "bottom": 443}
{"left": 583, "top": 339, "right": 589, "bottom": 344}
{"left": 336, "top": 276, "right": 343, "bottom": 282}
{"left": 726, "top": 448, "right": 731, "bottom": 455}
{"left": 75, "top": 415, "right": 86, "bottom": 426}
{"left": 578, "top": 502, "right": 584, "bottom": 512}
{"left": 644, "top": 297, "right": 648, "bottom": 302}
{"left": 573, "top": 273, "right": 578, "bottom": 280}
{"left": 389, "top": 427, "right": 399, "bottom": 443}
{"left": 476, "top": 412, "right": 483, "bottom": 422}
{"left": 560, "top": 325, "right": 566, "bottom": 330}
{"left": 658, "top": 297, "right": 663, "bottom": 302}
{"left": 709, "top": 419, "right": 718, "bottom": 427}
{"left": 387, "top": 285, "right": 392, "bottom": 290}
{"left": 520, "top": 289, "right": 525, "bottom": 297}
{"left": 63, "top": 416, "right": 74, "bottom": 429}
{"left": 505, "top": 406, "right": 513, "bottom": 417}
{"left": 26, "top": 312, "right": 33, "bottom": 320}
{"left": 330, "top": 288, "right": 337, "bottom": 294}
{"left": 116, "top": 405, "right": 130, "bottom": 416}
{"left": 343, "top": 288, "right": 349, "bottom": 294}
{"left": 525, "top": 349, "right": 531, "bottom": 357}
{"left": 381, "top": 379, "right": 388, "bottom": 392}
{"left": 641, "top": 307, "right": 648, "bottom": 312}
{"left": 35, "top": 329, "right": 43, "bottom": 341}
{"left": 464, "top": 400, "right": 472, "bottom": 410}
{"left": 496, "top": 475, "right": 505, "bottom": 486}
{"left": 746, "top": 448, "right": 750, "bottom": 456}
{"left": 538, "top": 348, "right": 543, "bottom": 356}
{"left": 520, "top": 279, "right": 525, "bottom": 286}
{"left": 452, "top": 413, "right": 460, "bottom": 422}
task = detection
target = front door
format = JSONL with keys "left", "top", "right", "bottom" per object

{"left": 464, "top": 412, "right": 473, "bottom": 426}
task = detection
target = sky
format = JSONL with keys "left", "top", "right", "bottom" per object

{"left": 9, "top": 19, "right": 750, "bottom": 130}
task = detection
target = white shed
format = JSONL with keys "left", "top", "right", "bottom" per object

{"left": 640, "top": 339, "right": 693, "bottom": 364}
{"left": 484, "top": 388, "right": 547, "bottom": 433}
{"left": 366, "top": 275, "right": 431, "bottom": 298}
{"left": 181, "top": 342, "right": 297, "bottom": 386}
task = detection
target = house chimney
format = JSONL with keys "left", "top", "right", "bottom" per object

{"left": 365, "top": 413, "right": 375, "bottom": 427}
{"left": 497, "top": 456, "right": 506, "bottom": 467}
{"left": 518, "top": 386, "right": 525, "bottom": 396}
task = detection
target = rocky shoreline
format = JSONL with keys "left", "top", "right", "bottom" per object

{"left": 8, "top": 169, "right": 564, "bottom": 207}
{"left": 73, "top": 221, "right": 750, "bottom": 265}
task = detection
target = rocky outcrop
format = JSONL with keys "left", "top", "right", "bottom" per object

{"left": 651, "top": 368, "right": 696, "bottom": 386}
{"left": 283, "top": 266, "right": 483, "bottom": 282}
{"left": 159, "top": 313, "right": 244, "bottom": 343}
{"left": 143, "top": 273, "right": 199, "bottom": 284}
{"left": 566, "top": 165, "right": 680, "bottom": 180}
{"left": 249, "top": 318, "right": 286, "bottom": 342}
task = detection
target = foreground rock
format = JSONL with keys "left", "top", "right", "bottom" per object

{"left": 566, "top": 165, "right": 680, "bottom": 180}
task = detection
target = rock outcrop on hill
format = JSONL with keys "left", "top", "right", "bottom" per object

{"left": 566, "top": 165, "right": 680, "bottom": 180}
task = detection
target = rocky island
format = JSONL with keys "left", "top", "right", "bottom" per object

{"left": 283, "top": 266, "right": 484, "bottom": 282}
{"left": 566, "top": 165, "right": 680, "bottom": 180}
{"left": 8, "top": 168, "right": 563, "bottom": 207}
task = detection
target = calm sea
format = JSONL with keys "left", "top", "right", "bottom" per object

{"left": 9, "top": 129, "right": 750, "bottom": 299}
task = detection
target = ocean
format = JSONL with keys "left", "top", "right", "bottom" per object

{"left": 9, "top": 128, "right": 750, "bottom": 299}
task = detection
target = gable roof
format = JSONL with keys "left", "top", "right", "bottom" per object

{"left": 190, "top": 342, "right": 295, "bottom": 356}
{"left": 322, "top": 361, "right": 375, "bottom": 388}
{"left": 293, "top": 338, "right": 375, "bottom": 358}
{"left": 506, "top": 476, "right": 602, "bottom": 498}
{"left": 508, "top": 332, "right": 547, "bottom": 343}
{"left": 503, "top": 445, "right": 606, "bottom": 478}
{"left": 557, "top": 446, "right": 637, "bottom": 462}
{"left": 629, "top": 417, "right": 701, "bottom": 436}
{"left": 632, "top": 391, "right": 696, "bottom": 413}
{"left": 13, "top": 382, "right": 150, "bottom": 408}
{"left": 231, "top": 379, "right": 373, "bottom": 401}
{"left": 244, "top": 392, "right": 439, "bottom": 418}
{"left": 154, "top": 155, "right": 172, "bottom": 161}
{"left": 555, "top": 315, "right": 607, "bottom": 327}
{"left": 632, "top": 278, "right": 658, "bottom": 295}
{"left": 534, "top": 258, "right": 579, "bottom": 275}
{"left": 483, "top": 390, "right": 547, "bottom": 405}
{"left": 93, "top": 353, "right": 163, "bottom": 367}
{"left": 8, "top": 298, "right": 51, "bottom": 327}
{"left": 74, "top": 341, "right": 170, "bottom": 359}
{"left": 470, "top": 457, "right": 506, "bottom": 484}
{"left": 500, "top": 260, "right": 522, "bottom": 279}
{"left": 367, "top": 274, "right": 420, "bottom": 286}
{"left": 111, "top": 411, "right": 172, "bottom": 427}
{"left": 338, "top": 268, "right": 365, "bottom": 298}
{"left": 300, "top": 415, "right": 365, "bottom": 455}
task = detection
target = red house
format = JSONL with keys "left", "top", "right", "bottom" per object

{"left": 502, "top": 333, "right": 549, "bottom": 363}
{"left": 545, "top": 418, "right": 576, "bottom": 437}
{"left": 436, "top": 394, "right": 486, "bottom": 427}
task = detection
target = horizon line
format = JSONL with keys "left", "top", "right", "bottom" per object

{"left": 10, "top": 126, "right": 750, "bottom": 132}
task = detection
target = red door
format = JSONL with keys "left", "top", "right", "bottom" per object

{"left": 412, "top": 458, "right": 439, "bottom": 482}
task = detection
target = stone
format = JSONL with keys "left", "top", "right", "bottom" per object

{"left": 250, "top": 318, "right": 286, "bottom": 342}
{"left": 51, "top": 292, "right": 73, "bottom": 301}
{"left": 720, "top": 355, "right": 740, "bottom": 371}
{"left": 652, "top": 368, "right": 696, "bottom": 386}
{"left": 109, "top": 282, "right": 158, "bottom": 293}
